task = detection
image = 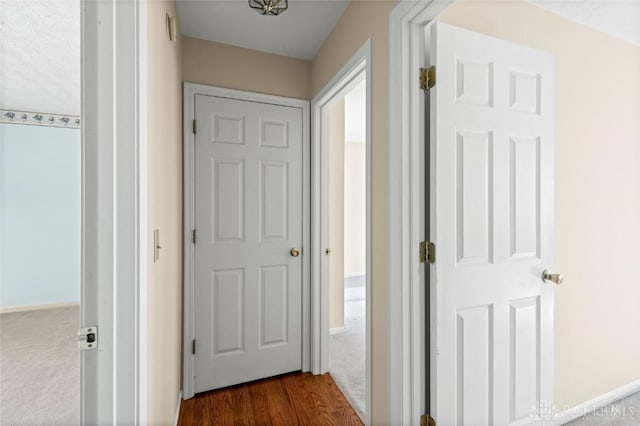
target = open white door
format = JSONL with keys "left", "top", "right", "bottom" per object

{"left": 428, "top": 23, "right": 555, "bottom": 425}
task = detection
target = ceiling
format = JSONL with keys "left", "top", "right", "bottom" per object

{"left": 177, "top": 0, "right": 640, "bottom": 62}
{"left": 530, "top": 0, "right": 640, "bottom": 48}
{"left": 0, "top": 0, "right": 81, "bottom": 116}
{"left": 1, "top": 0, "right": 638, "bottom": 117}
{"left": 176, "top": 0, "right": 350, "bottom": 60}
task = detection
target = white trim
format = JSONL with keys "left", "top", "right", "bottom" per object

{"left": 137, "top": 0, "right": 149, "bottom": 422}
{"left": 173, "top": 391, "right": 183, "bottom": 426}
{"left": 310, "top": 39, "right": 372, "bottom": 424}
{"left": 388, "top": 1, "right": 452, "bottom": 424}
{"left": 181, "top": 83, "right": 311, "bottom": 399}
{"left": 81, "top": 0, "right": 143, "bottom": 423}
{"left": 554, "top": 380, "right": 640, "bottom": 425}
{"left": 329, "top": 326, "right": 346, "bottom": 335}
{"left": 0, "top": 301, "right": 80, "bottom": 314}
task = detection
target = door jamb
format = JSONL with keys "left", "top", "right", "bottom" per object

{"left": 181, "top": 83, "right": 311, "bottom": 399}
{"left": 310, "top": 39, "right": 372, "bottom": 423}
{"left": 388, "top": 0, "right": 451, "bottom": 424}
{"left": 81, "top": 0, "right": 146, "bottom": 422}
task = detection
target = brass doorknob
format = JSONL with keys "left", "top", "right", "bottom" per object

{"left": 290, "top": 248, "right": 301, "bottom": 257}
{"left": 542, "top": 269, "right": 563, "bottom": 285}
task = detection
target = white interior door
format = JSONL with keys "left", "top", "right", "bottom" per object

{"left": 429, "top": 23, "right": 554, "bottom": 425}
{"left": 193, "top": 94, "right": 303, "bottom": 392}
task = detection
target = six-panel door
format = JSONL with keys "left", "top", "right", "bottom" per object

{"left": 430, "top": 23, "right": 554, "bottom": 425}
{"left": 193, "top": 94, "right": 303, "bottom": 392}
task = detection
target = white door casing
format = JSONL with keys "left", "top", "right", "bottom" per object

{"left": 429, "top": 23, "right": 554, "bottom": 425}
{"left": 193, "top": 94, "right": 304, "bottom": 392}
{"left": 82, "top": 0, "right": 145, "bottom": 423}
{"left": 310, "top": 39, "right": 372, "bottom": 423}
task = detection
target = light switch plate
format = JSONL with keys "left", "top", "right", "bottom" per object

{"left": 153, "top": 229, "right": 160, "bottom": 262}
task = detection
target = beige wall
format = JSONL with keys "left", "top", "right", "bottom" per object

{"left": 147, "top": 2, "right": 183, "bottom": 424}
{"left": 182, "top": 36, "right": 311, "bottom": 100}
{"left": 329, "top": 100, "right": 346, "bottom": 330}
{"left": 311, "top": 2, "right": 396, "bottom": 423}
{"left": 439, "top": 0, "right": 640, "bottom": 410}
{"left": 344, "top": 141, "right": 366, "bottom": 276}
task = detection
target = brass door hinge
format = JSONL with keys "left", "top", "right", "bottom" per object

{"left": 420, "top": 414, "right": 436, "bottom": 426}
{"left": 192, "top": 229, "right": 197, "bottom": 244}
{"left": 419, "top": 66, "right": 436, "bottom": 91}
{"left": 192, "top": 339, "right": 196, "bottom": 354}
{"left": 420, "top": 241, "right": 435, "bottom": 264}
{"left": 192, "top": 119, "right": 197, "bottom": 134}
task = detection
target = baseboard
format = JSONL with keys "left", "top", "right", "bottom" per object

{"left": 0, "top": 301, "right": 80, "bottom": 314}
{"left": 330, "top": 326, "right": 346, "bottom": 335}
{"left": 555, "top": 379, "right": 640, "bottom": 425}
{"left": 174, "top": 390, "right": 183, "bottom": 426}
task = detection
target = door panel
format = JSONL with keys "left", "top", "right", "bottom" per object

{"left": 213, "top": 159, "right": 244, "bottom": 243}
{"left": 260, "top": 161, "right": 289, "bottom": 241}
{"left": 429, "top": 23, "right": 554, "bottom": 425}
{"left": 456, "top": 304, "right": 494, "bottom": 425}
{"left": 259, "top": 265, "right": 289, "bottom": 347}
{"left": 194, "top": 94, "right": 303, "bottom": 392}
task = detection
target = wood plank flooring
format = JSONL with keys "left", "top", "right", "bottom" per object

{"left": 178, "top": 372, "right": 363, "bottom": 426}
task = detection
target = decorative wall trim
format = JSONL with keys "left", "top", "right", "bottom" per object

{"left": 1, "top": 109, "right": 80, "bottom": 128}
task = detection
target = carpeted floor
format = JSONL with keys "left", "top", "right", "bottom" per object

{"left": 329, "top": 275, "right": 366, "bottom": 422}
{"left": 0, "top": 305, "right": 80, "bottom": 426}
{"left": 565, "top": 392, "right": 640, "bottom": 425}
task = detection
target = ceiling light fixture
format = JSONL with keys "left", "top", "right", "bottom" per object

{"left": 248, "top": 0, "right": 288, "bottom": 16}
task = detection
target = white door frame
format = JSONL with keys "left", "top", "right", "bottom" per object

{"left": 182, "top": 83, "right": 311, "bottom": 399}
{"left": 310, "top": 40, "right": 372, "bottom": 422}
{"left": 387, "top": 1, "right": 451, "bottom": 424}
{"left": 81, "top": 0, "right": 147, "bottom": 423}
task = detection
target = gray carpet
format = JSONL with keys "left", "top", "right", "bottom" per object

{"left": 329, "top": 276, "right": 366, "bottom": 422}
{"left": 0, "top": 305, "right": 80, "bottom": 426}
{"left": 565, "top": 392, "right": 640, "bottom": 425}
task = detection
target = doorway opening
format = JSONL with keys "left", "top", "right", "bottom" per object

{"left": 0, "top": 2, "right": 81, "bottom": 424}
{"left": 327, "top": 77, "right": 367, "bottom": 419}
{"left": 311, "top": 40, "right": 371, "bottom": 423}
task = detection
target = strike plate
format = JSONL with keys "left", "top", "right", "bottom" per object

{"left": 78, "top": 326, "right": 98, "bottom": 350}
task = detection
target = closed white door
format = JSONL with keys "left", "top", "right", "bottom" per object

{"left": 429, "top": 23, "right": 554, "bottom": 425}
{"left": 193, "top": 94, "right": 303, "bottom": 392}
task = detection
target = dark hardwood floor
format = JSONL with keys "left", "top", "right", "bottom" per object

{"left": 178, "top": 372, "right": 363, "bottom": 426}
